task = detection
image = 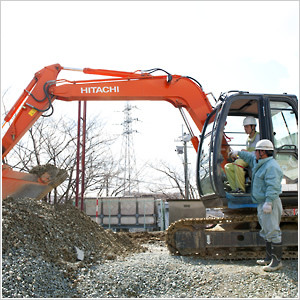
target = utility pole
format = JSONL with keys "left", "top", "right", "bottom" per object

{"left": 182, "top": 132, "right": 191, "bottom": 200}
{"left": 175, "top": 126, "right": 192, "bottom": 200}
{"left": 183, "top": 136, "right": 189, "bottom": 199}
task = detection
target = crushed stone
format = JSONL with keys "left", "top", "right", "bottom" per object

{"left": 2, "top": 197, "right": 146, "bottom": 271}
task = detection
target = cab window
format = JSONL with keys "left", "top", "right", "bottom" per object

{"left": 224, "top": 116, "right": 260, "bottom": 151}
{"left": 270, "top": 101, "right": 298, "bottom": 148}
{"left": 270, "top": 100, "right": 298, "bottom": 189}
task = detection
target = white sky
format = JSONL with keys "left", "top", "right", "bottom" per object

{"left": 1, "top": 1, "right": 299, "bottom": 191}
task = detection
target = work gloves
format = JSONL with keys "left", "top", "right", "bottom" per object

{"left": 263, "top": 202, "right": 272, "bottom": 214}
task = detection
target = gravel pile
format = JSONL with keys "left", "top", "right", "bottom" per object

{"left": 2, "top": 197, "right": 298, "bottom": 298}
{"left": 2, "top": 197, "right": 145, "bottom": 298}
{"left": 2, "top": 197, "right": 145, "bottom": 266}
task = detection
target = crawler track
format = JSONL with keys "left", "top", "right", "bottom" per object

{"left": 166, "top": 215, "right": 298, "bottom": 260}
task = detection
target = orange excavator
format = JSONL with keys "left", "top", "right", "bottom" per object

{"left": 2, "top": 64, "right": 298, "bottom": 259}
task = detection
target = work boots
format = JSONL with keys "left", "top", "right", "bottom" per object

{"left": 256, "top": 241, "right": 272, "bottom": 266}
{"left": 263, "top": 242, "right": 283, "bottom": 272}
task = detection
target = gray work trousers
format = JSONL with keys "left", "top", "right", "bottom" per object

{"left": 257, "top": 198, "right": 283, "bottom": 243}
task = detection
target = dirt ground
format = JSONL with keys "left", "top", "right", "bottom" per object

{"left": 120, "top": 230, "right": 166, "bottom": 243}
{"left": 2, "top": 197, "right": 160, "bottom": 276}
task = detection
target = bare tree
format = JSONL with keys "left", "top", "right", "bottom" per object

{"left": 147, "top": 160, "right": 199, "bottom": 199}
{"left": 89, "top": 157, "right": 147, "bottom": 197}
{"left": 5, "top": 115, "right": 119, "bottom": 203}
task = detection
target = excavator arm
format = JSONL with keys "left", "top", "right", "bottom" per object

{"left": 2, "top": 64, "right": 212, "bottom": 158}
{"left": 2, "top": 63, "right": 213, "bottom": 200}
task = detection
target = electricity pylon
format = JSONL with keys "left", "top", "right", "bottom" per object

{"left": 119, "top": 102, "right": 139, "bottom": 195}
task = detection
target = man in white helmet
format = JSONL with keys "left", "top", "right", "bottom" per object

{"left": 225, "top": 116, "right": 260, "bottom": 192}
{"left": 232, "top": 139, "right": 283, "bottom": 272}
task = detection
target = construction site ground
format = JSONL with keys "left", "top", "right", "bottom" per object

{"left": 2, "top": 197, "right": 298, "bottom": 298}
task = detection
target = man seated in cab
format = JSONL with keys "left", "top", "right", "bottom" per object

{"left": 225, "top": 116, "right": 260, "bottom": 193}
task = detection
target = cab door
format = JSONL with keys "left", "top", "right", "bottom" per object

{"left": 197, "top": 97, "right": 233, "bottom": 199}
{"left": 264, "top": 95, "right": 298, "bottom": 202}
{"left": 196, "top": 108, "right": 218, "bottom": 197}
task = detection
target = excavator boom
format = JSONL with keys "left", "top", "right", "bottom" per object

{"left": 2, "top": 64, "right": 62, "bottom": 159}
{"left": 2, "top": 64, "right": 213, "bottom": 200}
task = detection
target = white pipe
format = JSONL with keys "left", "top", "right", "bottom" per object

{"left": 62, "top": 66, "right": 84, "bottom": 72}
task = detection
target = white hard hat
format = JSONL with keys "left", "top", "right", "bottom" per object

{"left": 243, "top": 116, "right": 257, "bottom": 126}
{"left": 255, "top": 139, "right": 274, "bottom": 151}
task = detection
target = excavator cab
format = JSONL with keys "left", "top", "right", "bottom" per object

{"left": 197, "top": 92, "right": 298, "bottom": 210}
{"left": 168, "top": 92, "right": 298, "bottom": 258}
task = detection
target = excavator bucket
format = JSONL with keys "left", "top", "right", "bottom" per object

{"left": 2, "top": 164, "right": 68, "bottom": 201}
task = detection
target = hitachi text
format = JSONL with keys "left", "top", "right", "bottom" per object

{"left": 81, "top": 86, "right": 119, "bottom": 93}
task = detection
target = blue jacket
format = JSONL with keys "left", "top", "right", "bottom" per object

{"left": 238, "top": 151, "right": 283, "bottom": 204}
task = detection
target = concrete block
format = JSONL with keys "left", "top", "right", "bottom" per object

{"left": 138, "top": 201, "right": 155, "bottom": 214}
{"left": 102, "top": 201, "right": 119, "bottom": 215}
{"left": 121, "top": 216, "right": 137, "bottom": 225}
{"left": 168, "top": 200, "right": 206, "bottom": 224}
{"left": 120, "top": 200, "right": 136, "bottom": 214}
{"left": 138, "top": 216, "right": 155, "bottom": 225}
{"left": 103, "top": 216, "right": 119, "bottom": 225}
